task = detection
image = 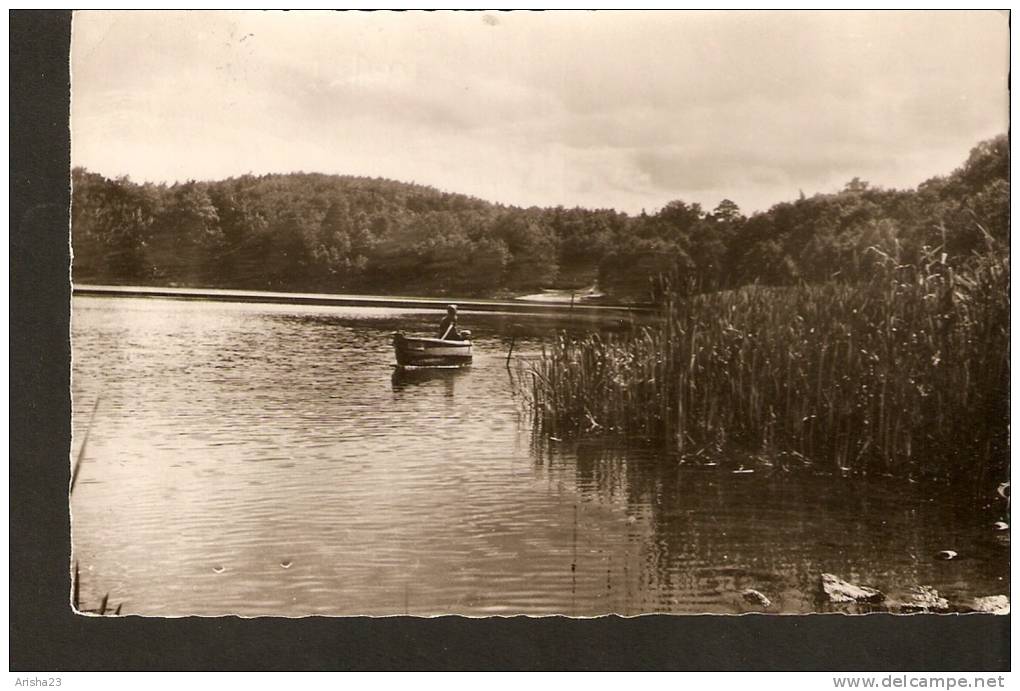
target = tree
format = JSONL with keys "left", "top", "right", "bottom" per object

{"left": 147, "top": 182, "right": 221, "bottom": 284}
{"left": 599, "top": 236, "right": 693, "bottom": 302}
{"left": 71, "top": 168, "right": 159, "bottom": 281}
{"left": 843, "top": 177, "right": 870, "bottom": 194}
{"left": 712, "top": 199, "right": 743, "bottom": 224}
{"left": 491, "top": 213, "right": 559, "bottom": 289}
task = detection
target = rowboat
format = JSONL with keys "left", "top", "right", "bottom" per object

{"left": 393, "top": 332, "right": 472, "bottom": 368}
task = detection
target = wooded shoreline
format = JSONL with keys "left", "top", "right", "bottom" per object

{"left": 71, "top": 136, "right": 1007, "bottom": 304}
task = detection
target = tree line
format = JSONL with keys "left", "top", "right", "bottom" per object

{"left": 71, "top": 134, "right": 1007, "bottom": 300}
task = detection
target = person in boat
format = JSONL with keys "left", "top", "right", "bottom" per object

{"left": 437, "top": 304, "right": 465, "bottom": 341}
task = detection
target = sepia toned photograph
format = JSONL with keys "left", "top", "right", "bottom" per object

{"left": 68, "top": 10, "right": 1009, "bottom": 619}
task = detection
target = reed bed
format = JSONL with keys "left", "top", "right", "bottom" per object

{"left": 526, "top": 248, "right": 1009, "bottom": 490}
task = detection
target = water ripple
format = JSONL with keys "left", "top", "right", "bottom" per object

{"left": 70, "top": 297, "right": 1008, "bottom": 616}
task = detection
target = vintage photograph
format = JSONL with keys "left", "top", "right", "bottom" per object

{"left": 69, "top": 10, "right": 1009, "bottom": 617}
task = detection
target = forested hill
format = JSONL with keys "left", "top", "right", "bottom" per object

{"left": 71, "top": 134, "right": 1008, "bottom": 301}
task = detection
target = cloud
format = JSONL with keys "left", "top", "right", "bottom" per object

{"left": 71, "top": 10, "right": 1008, "bottom": 214}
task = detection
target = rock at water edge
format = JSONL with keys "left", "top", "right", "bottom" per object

{"left": 971, "top": 595, "right": 1010, "bottom": 615}
{"left": 821, "top": 573, "right": 885, "bottom": 604}
{"left": 741, "top": 589, "right": 772, "bottom": 608}
{"left": 898, "top": 586, "right": 949, "bottom": 613}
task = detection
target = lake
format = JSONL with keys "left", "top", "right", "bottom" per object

{"left": 70, "top": 296, "right": 1008, "bottom": 616}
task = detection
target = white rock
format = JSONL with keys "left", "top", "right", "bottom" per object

{"left": 898, "top": 586, "right": 949, "bottom": 613}
{"left": 741, "top": 589, "right": 772, "bottom": 608}
{"left": 971, "top": 595, "right": 1010, "bottom": 615}
{"left": 821, "top": 573, "right": 885, "bottom": 604}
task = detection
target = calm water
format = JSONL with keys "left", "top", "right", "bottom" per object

{"left": 71, "top": 296, "right": 1008, "bottom": 616}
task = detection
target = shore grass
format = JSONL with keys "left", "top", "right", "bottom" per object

{"left": 526, "top": 247, "right": 1009, "bottom": 492}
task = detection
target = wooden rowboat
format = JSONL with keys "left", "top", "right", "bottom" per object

{"left": 393, "top": 332, "right": 472, "bottom": 368}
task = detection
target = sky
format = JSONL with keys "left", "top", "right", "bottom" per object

{"left": 71, "top": 10, "right": 1009, "bottom": 215}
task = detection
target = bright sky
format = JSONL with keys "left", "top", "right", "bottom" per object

{"left": 71, "top": 10, "right": 1008, "bottom": 215}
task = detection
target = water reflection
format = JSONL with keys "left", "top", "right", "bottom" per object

{"left": 391, "top": 366, "right": 467, "bottom": 396}
{"left": 70, "top": 296, "right": 1007, "bottom": 616}
{"left": 540, "top": 439, "right": 1009, "bottom": 613}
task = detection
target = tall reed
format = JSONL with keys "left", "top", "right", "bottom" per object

{"left": 526, "top": 247, "right": 1009, "bottom": 491}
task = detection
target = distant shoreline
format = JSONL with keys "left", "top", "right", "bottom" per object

{"left": 72, "top": 284, "right": 651, "bottom": 316}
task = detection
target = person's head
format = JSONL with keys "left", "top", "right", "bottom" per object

{"left": 446, "top": 304, "right": 457, "bottom": 318}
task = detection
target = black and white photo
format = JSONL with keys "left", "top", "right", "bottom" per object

{"left": 68, "top": 10, "right": 1009, "bottom": 620}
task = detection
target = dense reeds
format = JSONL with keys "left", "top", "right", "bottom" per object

{"left": 526, "top": 246, "right": 1009, "bottom": 490}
